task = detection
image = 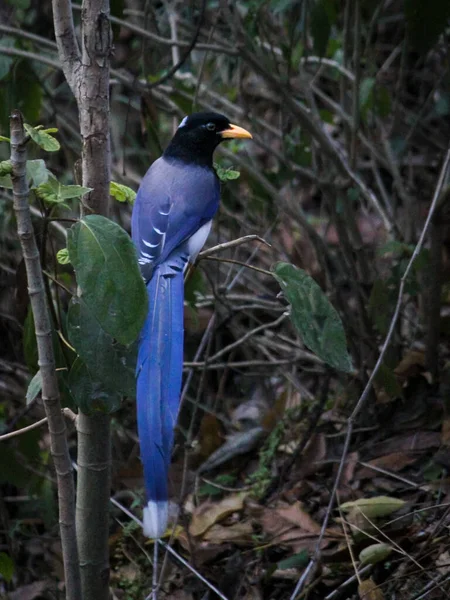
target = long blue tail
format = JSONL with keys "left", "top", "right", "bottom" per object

{"left": 136, "top": 257, "right": 185, "bottom": 538}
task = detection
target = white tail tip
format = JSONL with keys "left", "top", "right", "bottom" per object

{"left": 143, "top": 501, "right": 168, "bottom": 538}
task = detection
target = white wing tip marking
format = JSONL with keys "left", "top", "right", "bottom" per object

{"left": 178, "top": 116, "right": 188, "bottom": 129}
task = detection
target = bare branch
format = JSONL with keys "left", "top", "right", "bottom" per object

{"left": 51, "top": 0, "right": 80, "bottom": 92}
{"left": 10, "top": 110, "right": 81, "bottom": 600}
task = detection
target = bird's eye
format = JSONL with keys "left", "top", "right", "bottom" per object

{"left": 206, "top": 122, "right": 216, "bottom": 131}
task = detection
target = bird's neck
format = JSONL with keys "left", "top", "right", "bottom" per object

{"left": 163, "top": 140, "right": 215, "bottom": 168}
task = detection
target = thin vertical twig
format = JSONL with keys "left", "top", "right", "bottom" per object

{"left": 9, "top": 110, "right": 81, "bottom": 600}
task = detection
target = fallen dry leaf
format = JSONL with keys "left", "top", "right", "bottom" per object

{"left": 189, "top": 492, "right": 248, "bottom": 537}
{"left": 394, "top": 349, "right": 425, "bottom": 380}
{"left": 356, "top": 452, "right": 417, "bottom": 479}
{"left": 276, "top": 501, "right": 321, "bottom": 533}
{"left": 436, "top": 550, "right": 450, "bottom": 576}
{"left": 257, "top": 501, "right": 342, "bottom": 553}
{"left": 203, "top": 521, "right": 254, "bottom": 544}
{"left": 358, "top": 578, "right": 385, "bottom": 599}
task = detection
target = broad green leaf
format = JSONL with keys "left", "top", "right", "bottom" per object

{"left": 0, "top": 135, "right": 10, "bottom": 142}
{"left": 0, "top": 161, "right": 12, "bottom": 176}
{"left": 26, "top": 370, "right": 42, "bottom": 404}
{"left": 67, "top": 215, "right": 147, "bottom": 345}
{"left": 277, "top": 550, "right": 309, "bottom": 570}
{"left": 68, "top": 297, "right": 137, "bottom": 397}
{"left": 340, "top": 496, "right": 405, "bottom": 518}
{"left": 0, "top": 175, "right": 12, "bottom": 190}
{"left": 27, "top": 159, "right": 50, "bottom": 188}
{"left": 359, "top": 543, "right": 392, "bottom": 566}
{"left": 110, "top": 181, "right": 136, "bottom": 204}
{"left": 35, "top": 177, "right": 60, "bottom": 203}
{"left": 24, "top": 123, "right": 60, "bottom": 152}
{"left": 0, "top": 160, "right": 50, "bottom": 189}
{"left": 310, "top": 0, "right": 335, "bottom": 57}
{"left": 272, "top": 262, "right": 352, "bottom": 373}
{"left": 68, "top": 357, "right": 121, "bottom": 414}
{"left": 35, "top": 177, "right": 91, "bottom": 204}
{"left": 0, "top": 174, "right": 12, "bottom": 189}
{"left": 0, "top": 552, "right": 14, "bottom": 583}
{"left": 57, "top": 248, "right": 71, "bottom": 265}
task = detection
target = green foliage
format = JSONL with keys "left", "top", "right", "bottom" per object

{"left": 276, "top": 550, "right": 309, "bottom": 571}
{"left": 272, "top": 262, "right": 353, "bottom": 373}
{"left": 0, "top": 159, "right": 51, "bottom": 190}
{"left": 0, "top": 160, "right": 12, "bottom": 176}
{"left": 68, "top": 297, "right": 137, "bottom": 398}
{"left": 35, "top": 176, "right": 91, "bottom": 205}
{"left": 310, "top": 0, "right": 337, "bottom": 57}
{"left": 67, "top": 215, "right": 147, "bottom": 346}
{"left": 24, "top": 123, "right": 60, "bottom": 152}
{"left": 0, "top": 552, "right": 14, "bottom": 583}
{"left": 247, "top": 419, "right": 285, "bottom": 498}
{"left": 68, "top": 357, "right": 122, "bottom": 414}
{"left": 360, "top": 78, "right": 391, "bottom": 121}
{"left": 110, "top": 181, "right": 136, "bottom": 204}
{"left": 56, "top": 248, "right": 71, "bottom": 265}
{"left": 214, "top": 163, "right": 241, "bottom": 182}
{"left": 26, "top": 370, "right": 42, "bottom": 405}
{"left": 23, "top": 307, "right": 39, "bottom": 374}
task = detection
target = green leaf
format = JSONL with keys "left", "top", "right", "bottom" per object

{"left": 359, "top": 543, "right": 392, "bottom": 566}
{"left": 0, "top": 135, "right": 10, "bottom": 142}
{"left": 24, "top": 123, "right": 60, "bottom": 152}
{"left": 374, "top": 363, "right": 403, "bottom": 401}
{"left": 35, "top": 176, "right": 91, "bottom": 204}
{"left": 0, "top": 160, "right": 12, "bottom": 176}
{"left": 56, "top": 248, "right": 71, "bottom": 265}
{"left": 340, "top": 496, "right": 405, "bottom": 518}
{"left": 27, "top": 159, "right": 50, "bottom": 188}
{"left": 67, "top": 215, "right": 147, "bottom": 345}
{"left": 0, "top": 552, "right": 14, "bottom": 583}
{"left": 110, "top": 181, "right": 136, "bottom": 204}
{"left": 26, "top": 370, "right": 42, "bottom": 405}
{"left": 214, "top": 163, "right": 241, "bottom": 182}
{"left": 277, "top": 550, "right": 309, "bottom": 570}
{"left": 68, "top": 297, "right": 137, "bottom": 397}
{"left": 359, "top": 77, "right": 375, "bottom": 117}
{"left": 23, "top": 307, "right": 39, "bottom": 374}
{"left": 68, "top": 357, "right": 122, "bottom": 414}
{"left": 310, "top": 0, "right": 336, "bottom": 57}
{"left": 272, "top": 262, "right": 352, "bottom": 373}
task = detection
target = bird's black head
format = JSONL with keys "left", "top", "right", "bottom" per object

{"left": 164, "top": 112, "right": 252, "bottom": 168}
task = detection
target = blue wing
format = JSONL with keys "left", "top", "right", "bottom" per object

{"left": 131, "top": 156, "right": 220, "bottom": 537}
{"left": 132, "top": 157, "right": 220, "bottom": 280}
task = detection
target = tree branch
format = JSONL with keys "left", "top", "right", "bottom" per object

{"left": 51, "top": 0, "right": 81, "bottom": 93}
{"left": 9, "top": 110, "right": 81, "bottom": 600}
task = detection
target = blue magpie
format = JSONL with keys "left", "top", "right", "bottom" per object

{"left": 131, "top": 112, "right": 252, "bottom": 538}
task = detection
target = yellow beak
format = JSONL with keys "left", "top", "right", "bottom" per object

{"left": 220, "top": 123, "right": 253, "bottom": 139}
